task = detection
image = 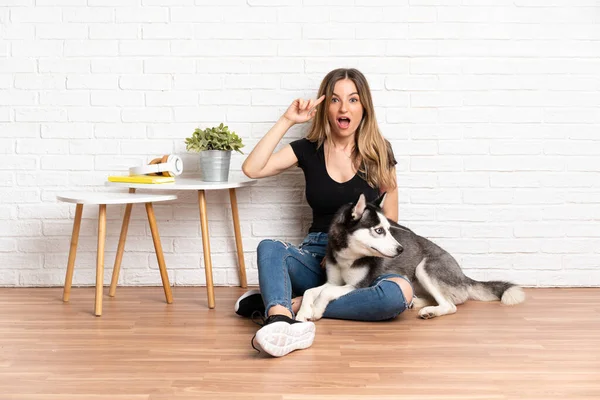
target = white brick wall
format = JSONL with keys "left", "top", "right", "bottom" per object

{"left": 1, "top": 2, "right": 599, "bottom": 288}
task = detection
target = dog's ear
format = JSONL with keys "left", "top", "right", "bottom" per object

{"left": 373, "top": 192, "right": 387, "bottom": 209}
{"left": 352, "top": 194, "right": 367, "bottom": 220}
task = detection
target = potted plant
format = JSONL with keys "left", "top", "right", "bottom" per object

{"left": 185, "top": 123, "right": 244, "bottom": 182}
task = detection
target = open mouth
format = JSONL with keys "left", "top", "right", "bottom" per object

{"left": 337, "top": 117, "right": 351, "bottom": 129}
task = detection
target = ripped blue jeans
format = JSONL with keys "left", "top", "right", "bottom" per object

{"left": 257, "top": 232, "right": 413, "bottom": 321}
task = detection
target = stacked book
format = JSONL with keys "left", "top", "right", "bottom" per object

{"left": 107, "top": 175, "right": 175, "bottom": 184}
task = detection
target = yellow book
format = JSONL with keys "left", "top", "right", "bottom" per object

{"left": 108, "top": 175, "right": 175, "bottom": 184}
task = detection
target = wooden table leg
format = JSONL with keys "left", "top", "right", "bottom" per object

{"left": 145, "top": 202, "right": 173, "bottom": 304}
{"left": 229, "top": 188, "right": 247, "bottom": 289}
{"left": 63, "top": 203, "right": 83, "bottom": 302}
{"left": 109, "top": 188, "right": 135, "bottom": 297}
{"left": 197, "top": 190, "right": 215, "bottom": 309}
{"left": 95, "top": 204, "right": 107, "bottom": 317}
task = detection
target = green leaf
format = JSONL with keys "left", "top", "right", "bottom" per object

{"left": 185, "top": 123, "right": 245, "bottom": 153}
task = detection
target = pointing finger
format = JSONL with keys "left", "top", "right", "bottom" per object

{"left": 314, "top": 94, "right": 326, "bottom": 107}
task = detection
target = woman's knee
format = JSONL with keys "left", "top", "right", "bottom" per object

{"left": 257, "top": 239, "right": 291, "bottom": 271}
{"left": 379, "top": 278, "right": 413, "bottom": 319}
{"left": 257, "top": 239, "right": 289, "bottom": 258}
{"left": 385, "top": 277, "right": 413, "bottom": 306}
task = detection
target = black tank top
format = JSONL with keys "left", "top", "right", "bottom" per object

{"left": 290, "top": 138, "right": 383, "bottom": 233}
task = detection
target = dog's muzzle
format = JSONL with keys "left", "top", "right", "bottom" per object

{"left": 371, "top": 244, "right": 404, "bottom": 258}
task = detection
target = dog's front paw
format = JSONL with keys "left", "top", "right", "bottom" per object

{"left": 418, "top": 306, "right": 438, "bottom": 319}
{"left": 310, "top": 306, "right": 325, "bottom": 321}
{"left": 295, "top": 304, "right": 312, "bottom": 322}
{"left": 311, "top": 296, "right": 330, "bottom": 321}
{"left": 295, "top": 312, "right": 310, "bottom": 322}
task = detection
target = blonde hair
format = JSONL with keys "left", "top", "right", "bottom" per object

{"left": 306, "top": 68, "right": 397, "bottom": 191}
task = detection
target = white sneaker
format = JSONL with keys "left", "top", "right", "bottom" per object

{"left": 252, "top": 314, "right": 316, "bottom": 357}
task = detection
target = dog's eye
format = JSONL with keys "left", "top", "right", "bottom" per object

{"left": 375, "top": 227, "right": 384, "bottom": 235}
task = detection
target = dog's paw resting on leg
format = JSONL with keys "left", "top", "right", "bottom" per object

{"left": 296, "top": 293, "right": 328, "bottom": 322}
{"left": 298, "top": 293, "right": 330, "bottom": 322}
{"left": 310, "top": 297, "right": 328, "bottom": 321}
{"left": 297, "top": 284, "right": 356, "bottom": 322}
{"left": 295, "top": 302, "right": 313, "bottom": 322}
{"left": 295, "top": 286, "right": 322, "bottom": 322}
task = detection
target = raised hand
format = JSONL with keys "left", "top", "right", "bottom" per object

{"left": 283, "top": 95, "right": 326, "bottom": 125}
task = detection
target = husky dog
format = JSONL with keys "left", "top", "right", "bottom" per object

{"left": 295, "top": 193, "right": 525, "bottom": 322}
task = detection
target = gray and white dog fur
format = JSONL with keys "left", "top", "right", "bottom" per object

{"left": 295, "top": 193, "right": 525, "bottom": 322}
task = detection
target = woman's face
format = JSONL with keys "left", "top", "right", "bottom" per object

{"left": 327, "top": 78, "right": 364, "bottom": 139}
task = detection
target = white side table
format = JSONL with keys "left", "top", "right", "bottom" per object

{"left": 106, "top": 176, "right": 257, "bottom": 309}
{"left": 57, "top": 192, "right": 177, "bottom": 316}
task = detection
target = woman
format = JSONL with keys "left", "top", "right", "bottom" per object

{"left": 238, "top": 68, "right": 414, "bottom": 357}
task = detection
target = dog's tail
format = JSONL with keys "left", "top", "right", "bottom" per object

{"left": 467, "top": 278, "right": 525, "bottom": 306}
